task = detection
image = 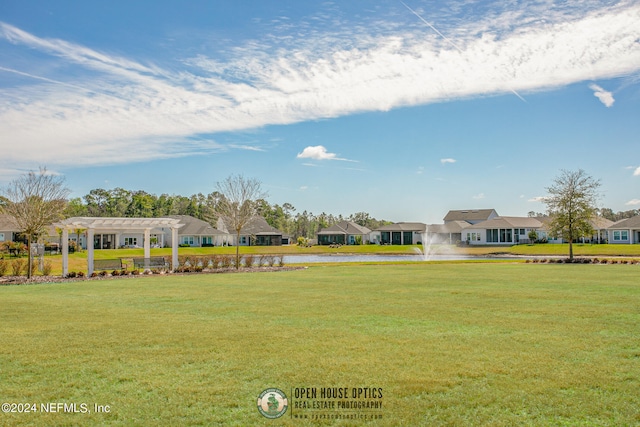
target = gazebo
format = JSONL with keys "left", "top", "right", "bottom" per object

{"left": 54, "top": 217, "right": 184, "bottom": 276}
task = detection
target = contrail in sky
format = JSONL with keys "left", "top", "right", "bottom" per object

{"left": 399, "top": 1, "right": 527, "bottom": 102}
{"left": 0, "top": 65, "right": 93, "bottom": 93}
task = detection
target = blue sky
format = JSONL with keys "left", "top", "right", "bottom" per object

{"left": 1, "top": 0, "right": 639, "bottom": 223}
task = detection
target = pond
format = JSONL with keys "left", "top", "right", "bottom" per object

{"left": 282, "top": 254, "right": 483, "bottom": 263}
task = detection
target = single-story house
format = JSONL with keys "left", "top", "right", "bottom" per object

{"left": 317, "top": 221, "right": 372, "bottom": 245}
{"left": 165, "top": 215, "right": 230, "bottom": 247}
{"left": 373, "top": 222, "right": 426, "bottom": 245}
{"left": 462, "top": 216, "right": 543, "bottom": 245}
{"left": 217, "top": 216, "right": 285, "bottom": 246}
{"left": 587, "top": 216, "right": 615, "bottom": 243}
{"left": 607, "top": 216, "right": 640, "bottom": 244}
{"left": 536, "top": 215, "right": 616, "bottom": 244}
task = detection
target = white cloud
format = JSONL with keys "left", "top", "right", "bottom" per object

{"left": 440, "top": 158, "right": 457, "bottom": 165}
{"left": 472, "top": 193, "right": 486, "bottom": 200}
{"left": 626, "top": 199, "right": 640, "bottom": 206}
{"left": 296, "top": 145, "right": 355, "bottom": 162}
{"left": 528, "top": 196, "right": 545, "bottom": 202}
{"left": 0, "top": 1, "right": 639, "bottom": 173}
{"left": 589, "top": 83, "right": 615, "bottom": 107}
{"left": 634, "top": 167, "right": 640, "bottom": 176}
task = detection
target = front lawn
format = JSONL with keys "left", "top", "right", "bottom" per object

{"left": 1, "top": 264, "right": 638, "bottom": 425}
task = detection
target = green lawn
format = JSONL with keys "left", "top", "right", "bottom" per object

{"left": 1, "top": 264, "right": 639, "bottom": 426}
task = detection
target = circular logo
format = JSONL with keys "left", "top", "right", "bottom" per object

{"left": 257, "top": 388, "right": 288, "bottom": 419}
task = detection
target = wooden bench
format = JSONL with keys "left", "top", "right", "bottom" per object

{"left": 94, "top": 259, "right": 126, "bottom": 271}
{"left": 132, "top": 257, "right": 169, "bottom": 270}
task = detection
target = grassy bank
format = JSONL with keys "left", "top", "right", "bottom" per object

{"left": 1, "top": 264, "right": 639, "bottom": 425}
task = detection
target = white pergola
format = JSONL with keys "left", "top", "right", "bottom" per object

{"left": 54, "top": 217, "right": 184, "bottom": 276}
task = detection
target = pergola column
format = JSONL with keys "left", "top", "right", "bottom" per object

{"left": 87, "top": 228, "right": 95, "bottom": 276}
{"left": 171, "top": 226, "right": 179, "bottom": 271}
{"left": 144, "top": 228, "right": 151, "bottom": 269}
{"left": 62, "top": 229, "right": 69, "bottom": 277}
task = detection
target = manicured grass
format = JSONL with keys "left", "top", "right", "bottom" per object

{"left": 1, "top": 264, "right": 639, "bottom": 426}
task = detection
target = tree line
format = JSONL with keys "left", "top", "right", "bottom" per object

{"left": 529, "top": 208, "right": 638, "bottom": 222}
{"left": 62, "top": 187, "right": 392, "bottom": 240}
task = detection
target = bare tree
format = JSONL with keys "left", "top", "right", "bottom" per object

{"left": 213, "top": 175, "right": 266, "bottom": 269}
{"left": 543, "top": 169, "right": 600, "bottom": 261}
{"left": 1, "top": 168, "right": 70, "bottom": 278}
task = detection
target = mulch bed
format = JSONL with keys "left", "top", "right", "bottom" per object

{"left": 0, "top": 266, "right": 308, "bottom": 286}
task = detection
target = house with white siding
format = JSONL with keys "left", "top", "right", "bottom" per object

{"left": 607, "top": 216, "right": 640, "bottom": 244}
{"left": 318, "top": 221, "right": 372, "bottom": 245}
{"left": 462, "top": 216, "right": 543, "bottom": 245}
{"left": 217, "top": 216, "right": 285, "bottom": 246}
{"left": 165, "top": 215, "right": 230, "bottom": 247}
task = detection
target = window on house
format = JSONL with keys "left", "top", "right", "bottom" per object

{"left": 181, "top": 236, "right": 195, "bottom": 245}
{"left": 124, "top": 237, "right": 137, "bottom": 246}
{"left": 613, "top": 231, "right": 629, "bottom": 241}
{"left": 486, "top": 229, "right": 499, "bottom": 243}
{"left": 0, "top": 233, "right": 4, "bottom": 241}
{"left": 500, "top": 229, "right": 512, "bottom": 243}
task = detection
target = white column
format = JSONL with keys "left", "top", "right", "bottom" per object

{"left": 171, "top": 227, "right": 179, "bottom": 271}
{"left": 630, "top": 229, "right": 633, "bottom": 245}
{"left": 144, "top": 228, "right": 151, "bottom": 269}
{"left": 62, "top": 229, "right": 69, "bottom": 277}
{"left": 87, "top": 228, "right": 95, "bottom": 276}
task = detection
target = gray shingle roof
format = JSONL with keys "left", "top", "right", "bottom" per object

{"left": 168, "top": 215, "right": 228, "bottom": 236}
{"left": 469, "top": 216, "right": 543, "bottom": 229}
{"left": 610, "top": 216, "right": 640, "bottom": 229}
{"left": 0, "top": 214, "right": 19, "bottom": 231}
{"left": 443, "top": 209, "right": 497, "bottom": 222}
{"left": 318, "top": 221, "right": 371, "bottom": 235}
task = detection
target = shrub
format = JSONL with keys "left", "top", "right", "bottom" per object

{"left": 210, "top": 255, "right": 221, "bottom": 270}
{"left": 243, "top": 254, "right": 255, "bottom": 268}
{"left": 220, "top": 255, "right": 232, "bottom": 269}
{"left": 111, "top": 270, "right": 121, "bottom": 276}
{"left": 0, "top": 260, "right": 7, "bottom": 276}
{"left": 11, "top": 259, "right": 26, "bottom": 276}
{"left": 67, "top": 271, "right": 77, "bottom": 278}
{"left": 42, "top": 261, "right": 53, "bottom": 275}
